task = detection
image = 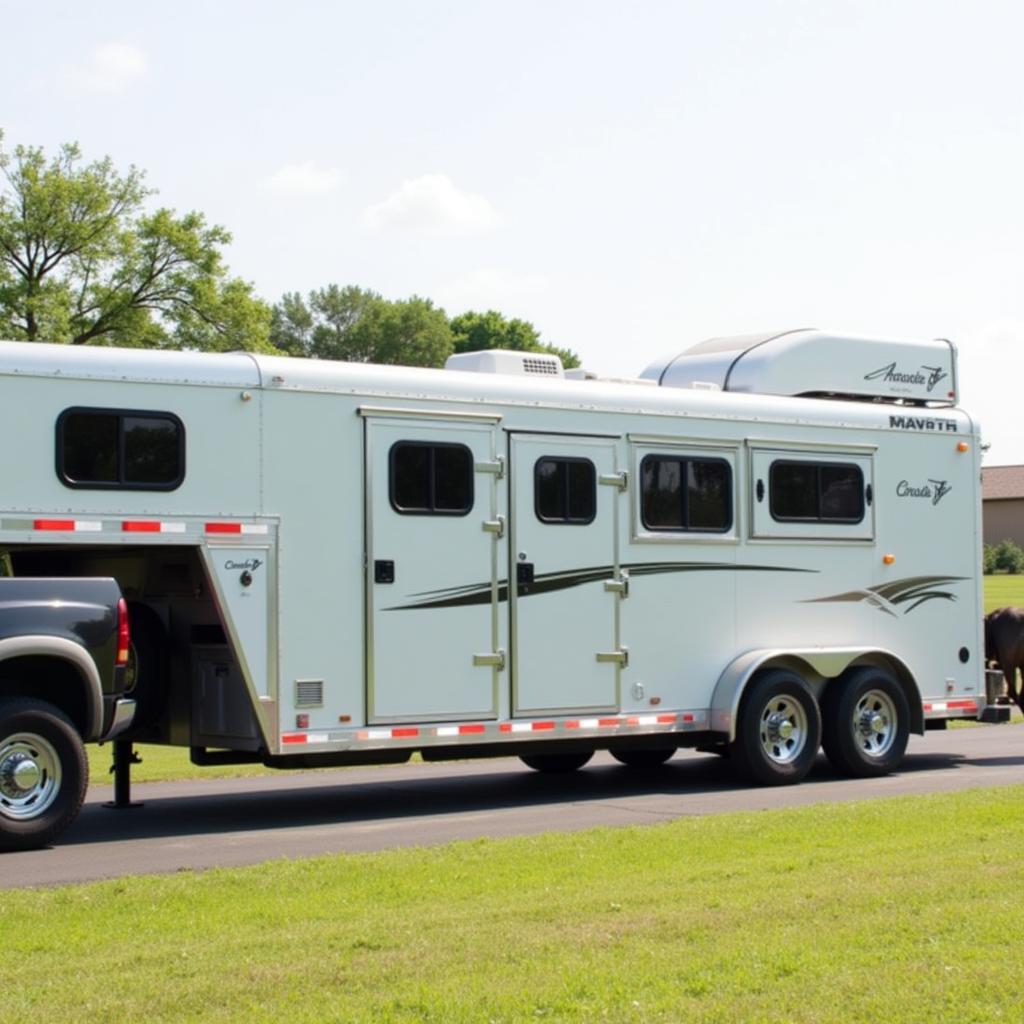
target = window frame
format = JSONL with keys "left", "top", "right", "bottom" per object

{"left": 639, "top": 453, "right": 734, "bottom": 534}
{"left": 56, "top": 406, "right": 186, "bottom": 491}
{"left": 388, "top": 440, "right": 475, "bottom": 517}
{"left": 533, "top": 455, "right": 597, "bottom": 525}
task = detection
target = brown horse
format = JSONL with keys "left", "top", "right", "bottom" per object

{"left": 984, "top": 607, "right": 1024, "bottom": 714}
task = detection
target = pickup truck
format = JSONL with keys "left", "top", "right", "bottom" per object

{"left": 0, "top": 577, "right": 134, "bottom": 851}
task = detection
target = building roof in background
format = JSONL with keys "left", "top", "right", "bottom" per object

{"left": 982, "top": 465, "right": 1024, "bottom": 500}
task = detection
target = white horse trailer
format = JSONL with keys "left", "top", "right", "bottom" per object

{"left": 0, "top": 330, "right": 993, "bottom": 842}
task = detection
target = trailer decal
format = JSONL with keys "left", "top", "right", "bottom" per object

{"left": 387, "top": 562, "right": 816, "bottom": 610}
{"left": 805, "top": 575, "right": 967, "bottom": 616}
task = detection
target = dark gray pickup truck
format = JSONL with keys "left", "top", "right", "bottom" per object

{"left": 0, "top": 577, "right": 134, "bottom": 850}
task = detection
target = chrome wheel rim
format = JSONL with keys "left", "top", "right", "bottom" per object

{"left": 758, "top": 696, "right": 809, "bottom": 765}
{"left": 0, "top": 733, "right": 61, "bottom": 820}
{"left": 852, "top": 689, "right": 898, "bottom": 759}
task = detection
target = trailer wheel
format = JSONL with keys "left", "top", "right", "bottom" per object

{"left": 610, "top": 747, "right": 675, "bottom": 768}
{"left": 0, "top": 698, "right": 88, "bottom": 851}
{"left": 123, "top": 603, "right": 169, "bottom": 730}
{"left": 821, "top": 667, "right": 909, "bottom": 777}
{"left": 520, "top": 751, "right": 593, "bottom": 773}
{"left": 731, "top": 670, "right": 821, "bottom": 785}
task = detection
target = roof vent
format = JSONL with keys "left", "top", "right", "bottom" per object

{"left": 445, "top": 349, "right": 564, "bottom": 377}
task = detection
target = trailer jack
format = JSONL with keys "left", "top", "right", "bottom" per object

{"left": 103, "top": 740, "right": 144, "bottom": 809}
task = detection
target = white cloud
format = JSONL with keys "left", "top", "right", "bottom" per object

{"left": 66, "top": 43, "right": 147, "bottom": 94}
{"left": 362, "top": 174, "right": 500, "bottom": 234}
{"left": 265, "top": 161, "right": 343, "bottom": 195}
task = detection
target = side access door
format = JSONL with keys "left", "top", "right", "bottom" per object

{"left": 365, "top": 415, "right": 506, "bottom": 723}
{"left": 510, "top": 434, "right": 625, "bottom": 715}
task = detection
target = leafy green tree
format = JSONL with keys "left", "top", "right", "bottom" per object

{"left": 983, "top": 544, "right": 998, "bottom": 575}
{"left": 0, "top": 135, "right": 270, "bottom": 350}
{"left": 993, "top": 539, "right": 1024, "bottom": 574}
{"left": 271, "top": 286, "right": 453, "bottom": 366}
{"left": 450, "top": 309, "right": 580, "bottom": 368}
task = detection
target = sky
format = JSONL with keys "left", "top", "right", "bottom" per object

{"left": 3, "top": 0, "right": 1024, "bottom": 462}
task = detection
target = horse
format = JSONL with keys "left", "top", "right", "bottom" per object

{"left": 983, "top": 606, "right": 1024, "bottom": 715}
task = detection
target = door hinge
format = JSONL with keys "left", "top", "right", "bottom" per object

{"left": 599, "top": 471, "right": 628, "bottom": 491}
{"left": 603, "top": 569, "right": 630, "bottom": 598}
{"left": 482, "top": 514, "right": 505, "bottom": 537}
{"left": 596, "top": 646, "right": 629, "bottom": 668}
{"left": 473, "top": 649, "right": 506, "bottom": 670}
{"left": 475, "top": 456, "right": 505, "bottom": 479}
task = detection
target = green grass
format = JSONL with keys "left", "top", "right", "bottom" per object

{"left": 2, "top": 786, "right": 1022, "bottom": 1023}
{"left": 88, "top": 742, "right": 278, "bottom": 786}
{"left": 983, "top": 572, "right": 1024, "bottom": 614}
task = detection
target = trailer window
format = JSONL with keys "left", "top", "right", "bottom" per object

{"left": 640, "top": 455, "right": 732, "bottom": 532}
{"left": 58, "top": 408, "right": 184, "bottom": 490}
{"left": 770, "top": 461, "right": 864, "bottom": 522}
{"left": 390, "top": 442, "right": 473, "bottom": 515}
{"left": 535, "top": 457, "right": 596, "bottom": 524}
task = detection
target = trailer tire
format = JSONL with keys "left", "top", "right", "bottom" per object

{"left": 731, "top": 670, "right": 821, "bottom": 786}
{"left": 520, "top": 751, "right": 593, "bottom": 773}
{"left": 821, "top": 667, "right": 909, "bottom": 777}
{"left": 0, "top": 698, "right": 88, "bottom": 851}
{"left": 123, "top": 603, "right": 169, "bottom": 730}
{"left": 610, "top": 747, "right": 675, "bottom": 768}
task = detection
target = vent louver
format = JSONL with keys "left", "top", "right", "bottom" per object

{"left": 295, "top": 679, "right": 324, "bottom": 708}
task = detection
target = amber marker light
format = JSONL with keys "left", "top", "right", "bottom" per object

{"left": 883, "top": 554, "right": 896, "bottom": 565}
{"left": 957, "top": 441, "right": 970, "bottom": 452}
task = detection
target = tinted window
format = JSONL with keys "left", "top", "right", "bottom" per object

{"left": 641, "top": 455, "right": 731, "bottom": 532}
{"left": 535, "top": 457, "right": 596, "bottom": 524}
{"left": 770, "top": 461, "right": 864, "bottom": 523}
{"left": 58, "top": 408, "right": 184, "bottom": 490}
{"left": 390, "top": 442, "right": 473, "bottom": 515}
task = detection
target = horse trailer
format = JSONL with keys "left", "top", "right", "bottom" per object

{"left": 0, "top": 330, "right": 993, "bottom": 846}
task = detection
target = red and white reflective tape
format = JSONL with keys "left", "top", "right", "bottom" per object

{"left": 285, "top": 710, "right": 706, "bottom": 747}
{"left": 205, "top": 522, "right": 269, "bottom": 535}
{"left": 33, "top": 519, "right": 103, "bottom": 532}
{"left": 923, "top": 699, "right": 978, "bottom": 714}
{"left": 122, "top": 521, "right": 187, "bottom": 534}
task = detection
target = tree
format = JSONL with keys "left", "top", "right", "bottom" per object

{"left": 993, "top": 539, "right": 1024, "bottom": 575}
{"left": 450, "top": 309, "right": 580, "bottom": 368}
{"left": 271, "top": 286, "right": 453, "bottom": 366}
{"left": 0, "top": 135, "right": 270, "bottom": 350}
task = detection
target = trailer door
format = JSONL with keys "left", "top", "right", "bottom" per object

{"left": 366, "top": 416, "right": 505, "bottom": 723}
{"left": 510, "top": 434, "right": 622, "bottom": 714}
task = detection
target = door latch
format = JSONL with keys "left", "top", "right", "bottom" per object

{"left": 596, "top": 646, "right": 629, "bottom": 668}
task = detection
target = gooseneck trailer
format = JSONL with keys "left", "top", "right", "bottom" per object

{"left": 0, "top": 329, "right": 993, "bottom": 847}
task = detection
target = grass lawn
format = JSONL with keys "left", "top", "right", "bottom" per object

{"left": 3, "top": 786, "right": 1022, "bottom": 1023}
{"left": 983, "top": 573, "right": 1024, "bottom": 614}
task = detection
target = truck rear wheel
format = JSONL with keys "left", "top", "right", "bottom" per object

{"left": 0, "top": 698, "right": 88, "bottom": 851}
{"left": 821, "top": 667, "right": 909, "bottom": 777}
{"left": 731, "top": 670, "right": 821, "bottom": 785}
{"left": 520, "top": 751, "right": 593, "bottom": 773}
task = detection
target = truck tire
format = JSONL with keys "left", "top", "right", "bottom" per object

{"left": 731, "top": 669, "right": 821, "bottom": 786}
{"left": 610, "top": 747, "right": 675, "bottom": 768}
{"left": 0, "top": 698, "right": 88, "bottom": 851}
{"left": 520, "top": 751, "right": 593, "bottom": 773}
{"left": 821, "top": 667, "right": 909, "bottom": 777}
{"left": 124, "top": 603, "right": 169, "bottom": 730}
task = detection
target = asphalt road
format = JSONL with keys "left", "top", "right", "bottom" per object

{"left": 4, "top": 723, "right": 1022, "bottom": 889}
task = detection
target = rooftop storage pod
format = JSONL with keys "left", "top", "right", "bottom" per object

{"left": 641, "top": 329, "right": 958, "bottom": 406}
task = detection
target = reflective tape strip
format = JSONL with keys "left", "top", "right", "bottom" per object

{"left": 205, "top": 522, "right": 269, "bottom": 535}
{"left": 34, "top": 519, "right": 102, "bottom": 532}
{"left": 923, "top": 699, "right": 977, "bottom": 713}
{"left": 122, "top": 521, "right": 188, "bottom": 533}
{"left": 281, "top": 733, "right": 307, "bottom": 744}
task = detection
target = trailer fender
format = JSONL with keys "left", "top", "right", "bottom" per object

{"left": 710, "top": 647, "right": 924, "bottom": 742}
{"left": 0, "top": 636, "right": 104, "bottom": 740}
